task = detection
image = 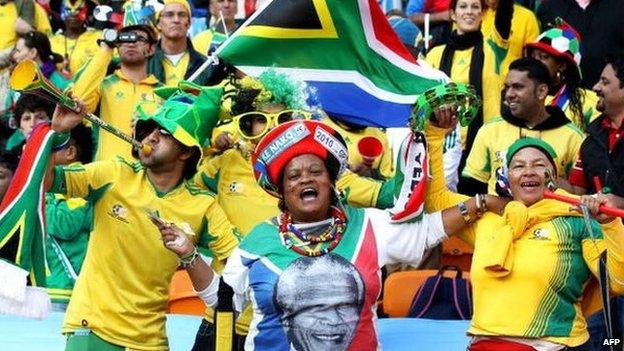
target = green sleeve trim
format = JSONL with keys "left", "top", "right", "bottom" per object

{"left": 50, "top": 166, "right": 68, "bottom": 194}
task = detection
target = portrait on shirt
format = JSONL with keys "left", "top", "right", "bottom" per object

{"left": 274, "top": 254, "right": 365, "bottom": 351}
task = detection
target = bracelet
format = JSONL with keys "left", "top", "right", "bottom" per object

{"left": 475, "top": 194, "right": 487, "bottom": 218}
{"left": 178, "top": 247, "right": 199, "bottom": 268}
{"left": 457, "top": 201, "right": 472, "bottom": 224}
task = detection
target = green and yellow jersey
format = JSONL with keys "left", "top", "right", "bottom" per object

{"left": 50, "top": 30, "right": 102, "bottom": 76}
{"left": 72, "top": 48, "right": 161, "bottom": 161}
{"left": 51, "top": 157, "right": 239, "bottom": 350}
{"left": 463, "top": 109, "right": 585, "bottom": 194}
{"left": 45, "top": 193, "right": 92, "bottom": 304}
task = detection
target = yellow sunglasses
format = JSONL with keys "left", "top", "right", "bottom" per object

{"left": 233, "top": 110, "right": 311, "bottom": 140}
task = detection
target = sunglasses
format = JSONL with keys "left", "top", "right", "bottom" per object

{"left": 233, "top": 110, "right": 311, "bottom": 140}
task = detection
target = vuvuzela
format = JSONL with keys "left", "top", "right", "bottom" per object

{"left": 10, "top": 60, "right": 152, "bottom": 155}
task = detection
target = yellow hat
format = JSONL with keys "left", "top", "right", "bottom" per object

{"left": 159, "top": 0, "right": 192, "bottom": 19}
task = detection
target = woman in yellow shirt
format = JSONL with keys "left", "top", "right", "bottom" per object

{"left": 425, "top": 0, "right": 511, "bottom": 194}
{"left": 524, "top": 20, "right": 600, "bottom": 132}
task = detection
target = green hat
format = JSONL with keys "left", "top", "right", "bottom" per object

{"left": 506, "top": 137, "right": 558, "bottom": 174}
{"left": 135, "top": 81, "right": 224, "bottom": 157}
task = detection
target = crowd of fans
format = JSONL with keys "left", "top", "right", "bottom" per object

{"left": 1, "top": 0, "right": 624, "bottom": 350}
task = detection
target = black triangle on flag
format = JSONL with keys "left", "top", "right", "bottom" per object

{"left": 239, "top": 0, "right": 337, "bottom": 39}
{"left": 250, "top": 0, "right": 322, "bottom": 29}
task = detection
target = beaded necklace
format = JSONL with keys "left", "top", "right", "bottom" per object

{"left": 279, "top": 207, "right": 346, "bottom": 257}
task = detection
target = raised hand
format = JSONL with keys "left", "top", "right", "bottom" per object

{"left": 51, "top": 98, "right": 87, "bottom": 133}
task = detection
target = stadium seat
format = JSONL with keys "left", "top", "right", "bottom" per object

{"left": 440, "top": 236, "right": 473, "bottom": 272}
{"left": 383, "top": 269, "right": 471, "bottom": 318}
{"left": 168, "top": 270, "right": 206, "bottom": 316}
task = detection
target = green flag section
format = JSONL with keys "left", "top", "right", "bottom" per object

{"left": 216, "top": 0, "right": 448, "bottom": 127}
{"left": 0, "top": 123, "right": 54, "bottom": 319}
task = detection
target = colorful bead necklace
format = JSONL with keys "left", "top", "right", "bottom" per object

{"left": 279, "top": 207, "right": 346, "bottom": 257}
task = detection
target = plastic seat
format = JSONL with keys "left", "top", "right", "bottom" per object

{"left": 168, "top": 270, "right": 206, "bottom": 316}
{"left": 440, "top": 236, "right": 473, "bottom": 272}
{"left": 383, "top": 269, "right": 470, "bottom": 318}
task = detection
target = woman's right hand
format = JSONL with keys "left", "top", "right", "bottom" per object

{"left": 485, "top": 195, "right": 511, "bottom": 215}
{"left": 431, "top": 104, "right": 458, "bottom": 129}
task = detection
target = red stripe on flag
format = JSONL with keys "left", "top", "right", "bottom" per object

{"left": 367, "top": 0, "right": 418, "bottom": 64}
{"left": 0, "top": 123, "right": 51, "bottom": 211}
{"left": 348, "top": 220, "right": 381, "bottom": 350}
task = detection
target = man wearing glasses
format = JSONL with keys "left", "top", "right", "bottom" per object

{"left": 72, "top": 20, "right": 162, "bottom": 162}
{"left": 47, "top": 84, "right": 240, "bottom": 351}
{"left": 148, "top": 0, "right": 212, "bottom": 86}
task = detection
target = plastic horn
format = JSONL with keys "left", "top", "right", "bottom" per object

{"left": 543, "top": 189, "right": 624, "bottom": 218}
{"left": 409, "top": 82, "right": 482, "bottom": 132}
{"left": 357, "top": 136, "right": 383, "bottom": 167}
{"left": 10, "top": 60, "right": 152, "bottom": 155}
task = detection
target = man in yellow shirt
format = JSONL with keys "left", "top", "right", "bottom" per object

{"left": 148, "top": 0, "right": 212, "bottom": 85}
{"left": 73, "top": 22, "right": 161, "bottom": 161}
{"left": 48, "top": 83, "right": 239, "bottom": 350}
{"left": 49, "top": 0, "right": 101, "bottom": 77}
{"left": 463, "top": 58, "right": 585, "bottom": 195}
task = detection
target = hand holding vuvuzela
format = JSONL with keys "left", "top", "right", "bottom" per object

{"left": 10, "top": 60, "right": 152, "bottom": 155}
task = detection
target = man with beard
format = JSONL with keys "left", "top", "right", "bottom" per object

{"left": 46, "top": 83, "right": 239, "bottom": 350}
{"left": 148, "top": 0, "right": 212, "bottom": 85}
{"left": 462, "top": 58, "right": 585, "bottom": 194}
{"left": 72, "top": 21, "right": 161, "bottom": 161}
{"left": 566, "top": 51, "right": 624, "bottom": 351}
{"left": 49, "top": 0, "right": 101, "bottom": 76}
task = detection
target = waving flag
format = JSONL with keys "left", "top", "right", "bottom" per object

{"left": 0, "top": 123, "right": 53, "bottom": 319}
{"left": 216, "top": 0, "right": 447, "bottom": 127}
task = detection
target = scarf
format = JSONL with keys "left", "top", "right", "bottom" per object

{"left": 480, "top": 189, "right": 582, "bottom": 277}
{"left": 439, "top": 30, "right": 484, "bottom": 170}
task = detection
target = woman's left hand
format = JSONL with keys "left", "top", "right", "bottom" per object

{"left": 578, "top": 193, "right": 617, "bottom": 224}
{"left": 150, "top": 217, "right": 195, "bottom": 257}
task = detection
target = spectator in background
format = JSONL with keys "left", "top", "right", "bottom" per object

{"left": 406, "top": 0, "right": 451, "bottom": 49}
{"left": 524, "top": 20, "right": 600, "bottom": 131}
{"left": 537, "top": 0, "right": 624, "bottom": 89}
{"left": 568, "top": 53, "right": 624, "bottom": 197}
{"left": 5, "top": 94, "right": 54, "bottom": 154}
{"left": 11, "top": 31, "right": 69, "bottom": 90}
{"left": 148, "top": 0, "right": 212, "bottom": 85}
{"left": 0, "top": 0, "right": 52, "bottom": 68}
{"left": 387, "top": 11, "right": 423, "bottom": 57}
{"left": 0, "top": 151, "right": 19, "bottom": 202}
{"left": 193, "top": 0, "right": 238, "bottom": 56}
{"left": 463, "top": 58, "right": 585, "bottom": 195}
{"left": 49, "top": 0, "right": 102, "bottom": 76}
{"left": 72, "top": 21, "right": 161, "bottom": 161}
{"left": 45, "top": 123, "right": 94, "bottom": 312}
{"left": 481, "top": 0, "right": 539, "bottom": 77}
{"left": 425, "top": 0, "right": 512, "bottom": 195}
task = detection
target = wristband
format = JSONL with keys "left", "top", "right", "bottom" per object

{"left": 52, "top": 132, "right": 71, "bottom": 151}
{"left": 178, "top": 247, "right": 199, "bottom": 268}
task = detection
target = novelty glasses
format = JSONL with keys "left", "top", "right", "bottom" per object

{"left": 234, "top": 110, "right": 311, "bottom": 140}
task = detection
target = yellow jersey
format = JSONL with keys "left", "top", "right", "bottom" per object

{"left": 50, "top": 30, "right": 102, "bottom": 76}
{"left": 52, "top": 158, "right": 239, "bottom": 350}
{"left": 0, "top": 2, "right": 51, "bottom": 51}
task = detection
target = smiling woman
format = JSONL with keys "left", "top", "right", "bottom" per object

{"left": 219, "top": 120, "right": 507, "bottom": 350}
